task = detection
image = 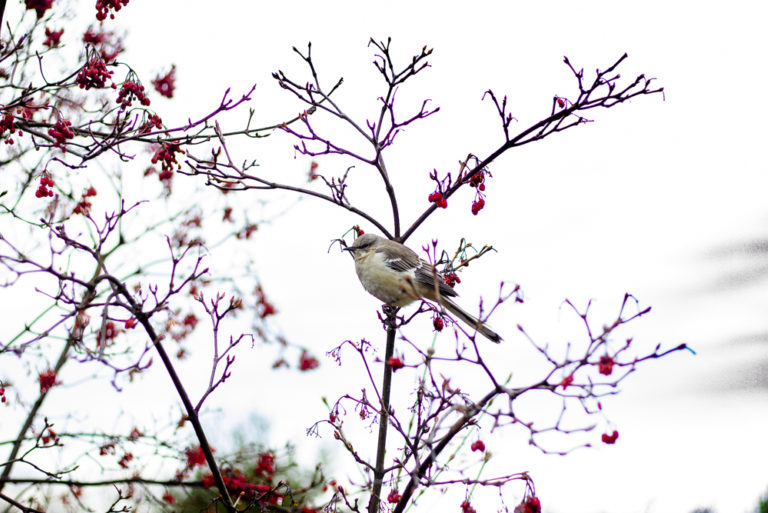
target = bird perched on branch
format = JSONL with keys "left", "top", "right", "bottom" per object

{"left": 343, "top": 233, "right": 501, "bottom": 343}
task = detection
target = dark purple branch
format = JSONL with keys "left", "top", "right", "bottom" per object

{"left": 401, "top": 53, "right": 662, "bottom": 242}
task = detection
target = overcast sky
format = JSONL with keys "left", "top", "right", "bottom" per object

{"left": 5, "top": 0, "right": 767, "bottom": 512}
{"left": 119, "top": 1, "right": 768, "bottom": 512}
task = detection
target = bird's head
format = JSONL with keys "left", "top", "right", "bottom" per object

{"left": 343, "top": 233, "right": 381, "bottom": 257}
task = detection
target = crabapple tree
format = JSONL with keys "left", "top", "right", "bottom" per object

{"left": 186, "top": 38, "right": 691, "bottom": 513}
{"left": 1, "top": 1, "right": 323, "bottom": 512}
{"left": 1, "top": 2, "right": 690, "bottom": 513}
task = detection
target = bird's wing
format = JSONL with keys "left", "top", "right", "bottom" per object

{"left": 414, "top": 262, "right": 458, "bottom": 298}
{"left": 376, "top": 244, "right": 458, "bottom": 299}
{"left": 377, "top": 245, "right": 421, "bottom": 273}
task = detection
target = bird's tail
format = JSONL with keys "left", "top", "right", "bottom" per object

{"left": 442, "top": 298, "right": 502, "bottom": 343}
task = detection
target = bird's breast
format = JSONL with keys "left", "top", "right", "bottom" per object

{"left": 355, "top": 251, "right": 416, "bottom": 307}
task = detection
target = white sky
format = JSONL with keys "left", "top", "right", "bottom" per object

{"left": 4, "top": 0, "right": 768, "bottom": 512}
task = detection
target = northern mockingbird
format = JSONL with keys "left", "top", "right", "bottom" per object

{"left": 343, "top": 233, "right": 501, "bottom": 343}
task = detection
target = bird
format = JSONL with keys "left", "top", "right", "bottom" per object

{"left": 343, "top": 233, "right": 501, "bottom": 343}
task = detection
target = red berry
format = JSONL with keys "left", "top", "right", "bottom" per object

{"left": 598, "top": 355, "right": 615, "bottom": 375}
{"left": 387, "top": 357, "right": 404, "bottom": 371}
{"left": 470, "top": 440, "right": 485, "bottom": 452}
{"left": 387, "top": 489, "right": 401, "bottom": 504}
{"left": 471, "top": 198, "right": 485, "bottom": 215}
{"left": 152, "top": 65, "right": 176, "bottom": 98}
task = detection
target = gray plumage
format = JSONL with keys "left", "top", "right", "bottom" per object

{"left": 344, "top": 234, "right": 501, "bottom": 343}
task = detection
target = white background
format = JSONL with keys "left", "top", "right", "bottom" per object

{"left": 3, "top": 0, "right": 768, "bottom": 512}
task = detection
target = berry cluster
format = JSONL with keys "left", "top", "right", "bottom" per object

{"left": 1, "top": 112, "right": 18, "bottom": 145}
{"left": 35, "top": 175, "right": 55, "bottom": 198}
{"left": 255, "top": 285, "right": 277, "bottom": 318}
{"left": 24, "top": 0, "right": 53, "bottom": 18}
{"left": 152, "top": 65, "right": 176, "bottom": 98}
{"left": 48, "top": 119, "right": 74, "bottom": 150}
{"left": 467, "top": 170, "right": 488, "bottom": 215}
{"left": 102, "top": 320, "right": 120, "bottom": 341}
{"left": 138, "top": 113, "right": 162, "bottom": 134}
{"left": 150, "top": 142, "right": 183, "bottom": 180}
{"left": 471, "top": 197, "right": 485, "bottom": 215}
{"left": 235, "top": 223, "right": 259, "bottom": 240}
{"left": 443, "top": 272, "right": 461, "bottom": 288}
{"left": 41, "top": 427, "right": 59, "bottom": 445}
{"left": 117, "top": 452, "right": 133, "bottom": 468}
{"left": 161, "top": 312, "right": 199, "bottom": 345}
{"left": 601, "top": 430, "right": 619, "bottom": 444}
{"left": 387, "top": 356, "right": 404, "bottom": 372}
{"left": 387, "top": 489, "right": 402, "bottom": 504}
{"left": 468, "top": 171, "right": 486, "bottom": 190}
{"left": 514, "top": 496, "right": 542, "bottom": 513}
{"left": 99, "top": 441, "right": 116, "bottom": 456}
{"left": 308, "top": 160, "right": 319, "bottom": 181}
{"left": 95, "top": 0, "right": 130, "bottom": 21}
{"left": 182, "top": 313, "right": 198, "bottom": 330}
{"left": 197, "top": 451, "right": 301, "bottom": 508}
{"left": 127, "top": 428, "right": 143, "bottom": 442}
{"left": 299, "top": 351, "right": 319, "bottom": 371}
{"left": 38, "top": 369, "right": 60, "bottom": 394}
{"left": 202, "top": 472, "right": 276, "bottom": 504}
{"left": 470, "top": 440, "right": 485, "bottom": 452}
{"left": 427, "top": 191, "right": 447, "bottom": 208}
{"left": 76, "top": 57, "right": 113, "bottom": 90}
{"left": 82, "top": 27, "right": 106, "bottom": 45}
{"left": 598, "top": 355, "right": 615, "bottom": 375}
{"left": 116, "top": 80, "right": 150, "bottom": 110}
{"left": 72, "top": 186, "right": 97, "bottom": 215}
{"left": 185, "top": 446, "right": 207, "bottom": 468}
{"left": 19, "top": 104, "right": 39, "bottom": 120}
{"left": 43, "top": 27, "right": 64, "bottom": 48}
{"left": 0, "top": 386, "right": 6, "bottom": 404}
{"left": 255, "top": 452, "right": 275, "bottom": 476}
{"left": 83, "top": 27, "right": 124, "bottom": 63}
{"left": 427, "top": 168, "right": 450, "bottom": 208}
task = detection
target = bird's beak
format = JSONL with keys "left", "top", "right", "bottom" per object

{"left": 342, "top": 246, "right": 355, "bottom": 252}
